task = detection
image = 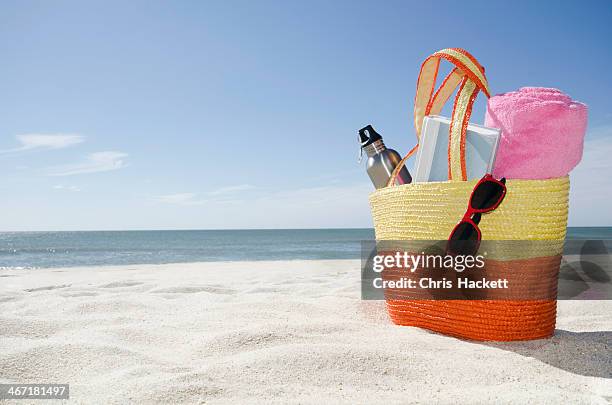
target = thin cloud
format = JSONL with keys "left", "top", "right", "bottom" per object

{"left": 154, "top": 193, "right": 206, "bottom": 206}
{"left": 153, "top": 181, "right": 373, "bottom": 227}
{"left": 47, "top": 151, "right": 128, "bottom": 176}
{"left": 1, "top": 134, "right": 84, "bottom": 153}
{"left": 53, "top": 185, "right": 81, "bottom": 192}
{"left": 155, "top": 184, "right": 257, "bottom": 206}
{"left": 207, "top": 184, "right": 255, "bottom": 196}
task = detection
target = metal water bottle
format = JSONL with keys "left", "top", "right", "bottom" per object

{"left": 359, "top": 125, "right": 412, "bottom": 189}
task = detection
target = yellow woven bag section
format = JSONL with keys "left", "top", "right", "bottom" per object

{"left": 369, "top": 176, "right": 569, "bottom": 243}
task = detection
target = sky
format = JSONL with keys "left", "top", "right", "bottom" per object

{"left": 0, "top": 0, "right": 610, "bottom": 231}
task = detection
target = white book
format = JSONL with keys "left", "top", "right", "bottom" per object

{"left": 413, "top": 115, "right": 501, "bottom": 182}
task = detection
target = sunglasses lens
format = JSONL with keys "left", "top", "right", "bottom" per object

{"left": 448, "top": 221, "right": 480, "bottom": 255}
{"left": 470, "top": 180, "right": 505, "bottom": 211}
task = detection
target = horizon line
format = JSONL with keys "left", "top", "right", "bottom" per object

{"left": 0, "top": 226, "right": 610, "bottom": 233}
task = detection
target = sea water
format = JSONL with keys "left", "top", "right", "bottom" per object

{"left": 0, "top": 228, "right": 610, "bottom": 269}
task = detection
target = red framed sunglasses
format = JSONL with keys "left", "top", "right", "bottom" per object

{"left": 447, "top": 174, "right": 507, "bottom": 255}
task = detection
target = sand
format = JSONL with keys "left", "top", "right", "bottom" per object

{"left": 0, "top": 260, "right": 610, "bottom": 404}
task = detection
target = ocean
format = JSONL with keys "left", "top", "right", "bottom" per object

{"left": 0, "top": 227, "right": 611, "bottom": 269}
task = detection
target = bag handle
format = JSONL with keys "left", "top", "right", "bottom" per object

{"left": 386, "top": 48, "right": 491, "bottom": 186}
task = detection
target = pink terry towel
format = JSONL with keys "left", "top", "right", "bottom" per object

{"left": 484, "top": 87, "right": 587, "bottom": 179}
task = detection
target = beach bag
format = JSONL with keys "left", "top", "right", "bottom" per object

{"left": 368, "top": 49, "right": 569, "bottom": 341}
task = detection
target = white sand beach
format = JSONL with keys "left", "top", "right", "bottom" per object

{"left": 0, "top": 260, "right": 610, "bottom": 404}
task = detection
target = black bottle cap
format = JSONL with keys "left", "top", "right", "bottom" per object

{"left": 358, "top": 125, "right": 383, "bottom": 147}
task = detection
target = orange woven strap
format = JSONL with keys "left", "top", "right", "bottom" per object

{"left": 387, "top": 48, "right": 491, "bottom": 186}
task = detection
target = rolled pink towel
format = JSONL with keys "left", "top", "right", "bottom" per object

{"left": 485, "top": 87, "right": 587, "bottom": 179}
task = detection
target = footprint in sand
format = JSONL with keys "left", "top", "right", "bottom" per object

{"left": 150, "top": 286, "right": 236, "bottom": 295}
{"left": 60, "top": 291, "right": 100, "bottom": 298}
{"left": 245, "top": 286, "right": 282, "bottom": 294}
{"left": 99, "top": 281, "right": 144, "bottom": 288}
{"left": 24, "top": 284, "right": 71, "bottom": 292}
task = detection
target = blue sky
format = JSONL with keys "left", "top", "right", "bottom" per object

{"left": 0, "top": 0, "right": 610, "bottom": 230}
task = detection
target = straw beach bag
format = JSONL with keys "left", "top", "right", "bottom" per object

{"left": 369, "top": 49, "right": 569, "bottom": 341}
